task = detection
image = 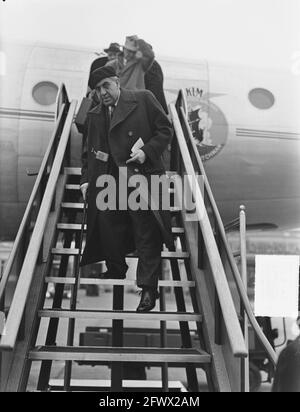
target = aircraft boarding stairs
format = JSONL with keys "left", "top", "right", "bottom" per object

{"left": 0, "top": 86, "right": 277, "bottom": 392}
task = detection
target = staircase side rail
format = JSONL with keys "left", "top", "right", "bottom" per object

{"left": 170, "top": 103, "right": 247, "bottom": 359}
{"left": 0, "top": 100, "right": 77, "bottom": 350}
{"left": 56, "top": 83, "right": 70, "bottom": 120}
{"left": 0, "top": 83, "right": 70, "bottom": 305}
{"left": 177, "top": 89, "right": 277, "bottom": 366}
{"left": 0, "top": 102, "right": 67, "bottom": 305}
{"left": 239, "top": 206, "right": 250, "bottom": 392}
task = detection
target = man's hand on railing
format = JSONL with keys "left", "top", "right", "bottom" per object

{"left": 80, "top": 183, "right": 89, "bottom": 202}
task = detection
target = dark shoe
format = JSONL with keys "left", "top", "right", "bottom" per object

{"left": 136, "top": 287, "right": 159, "bottom": 312}
{"left": 99, "top": 271, "right": 126, "bottom": 280}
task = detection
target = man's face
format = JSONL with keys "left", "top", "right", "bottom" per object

{"left": 107, "top": 51, "right": 118, "bottom": 61}
{"left": 123, "top": 48, "right": 135, "bottom": 61}
{"left": 95, "top": 77, "right": 120, "bottom": 106}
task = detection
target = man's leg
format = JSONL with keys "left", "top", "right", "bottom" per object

{"left": 129, "top": 209, "right": 163, "bottom": 290}
{"left": 97, "top": 210, "right": 129, "bottom": 278}
{"left": 105, "top": 260, "right": 128, "bottom": 279}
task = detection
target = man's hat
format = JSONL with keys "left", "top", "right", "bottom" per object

{"left": 123, "top": 35, "right": 139, "bottom": 52}
{"left": 90, "top": 66, "right": 118, "bottom": 89}
{"left": 104, "top": 42, "right": 121, "bottom": 54}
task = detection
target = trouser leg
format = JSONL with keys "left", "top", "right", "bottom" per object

{"left": 97, "top": 210, "right": 129, "bottom": 278}
{"left": 129, "top": 209, "right": 163, "bottom": 289}
{"left": 105, "top": 260, "right": 128, "bottom": 278}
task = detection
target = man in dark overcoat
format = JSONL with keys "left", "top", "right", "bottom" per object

{"left": 80, "top": 66, "right": 174, "bottom": 312}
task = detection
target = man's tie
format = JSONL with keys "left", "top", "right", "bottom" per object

{"left": 107, "top": 106, "right": 113, "bottom": 131}
{"left": 109, "top": 105, "right": 115, "bottom": 120}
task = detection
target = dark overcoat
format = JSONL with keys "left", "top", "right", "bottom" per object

{"left": 80, "top": 88, "right": 174, "bottom": 266}
{"left": 145, "top": 60, "right": 168, "bottom": 114}
{"left": 272, "top": 336, "right": 300, "bottom": 392}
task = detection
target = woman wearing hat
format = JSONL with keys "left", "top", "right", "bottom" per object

{"left": 104, "top": 42, "right": 122, "bottom": 62}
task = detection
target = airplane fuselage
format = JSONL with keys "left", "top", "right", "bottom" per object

{"left": 1, "top": 42, "right": 300, "bottom": 240}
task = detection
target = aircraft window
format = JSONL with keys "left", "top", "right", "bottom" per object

{"left": 32, "top": 82, "right": 59, "bottom": 106}
{"left": 248, "top": 88, "right": 275, "bottom": 110}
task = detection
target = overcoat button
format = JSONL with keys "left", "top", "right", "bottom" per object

{"left": 134, "top": 168, "right": 139, "bottom": 173}
{"left": 128, "top": 131, "right": 133, "bottom": 137}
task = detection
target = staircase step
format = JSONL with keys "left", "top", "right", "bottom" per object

{"left": 56, "top": 223, "right": 184, "bottom": 235}
{"left": 39, "top": 309, "right": 202, "bottom": 322}
{"left": 62, "top": 202, "right": 85, "bottom": 209}
{"left": 52, "top": 248, "right": 80, "bottom": 255}
{"left": 65, "top": 184, "right": 81, "bottom": 190}
{"left": 46, "top": 379, "right": 188, "bottom": 391}
{"left": 65, "top": 167, "right": 81, "bottom": 176}
{"left": 61, "top": 202, "right": 180, "bottom": 213}
{"left": 51, "top": 248, "right": 190, "bottom": 260}
{"left": 57, "top": 223, "right": 87, "bottom": 231}
{"left": 29, "top": 346, "right": 211, "bottom": 363}
{"left": 45, "top": 277, "right": 195, "bottom": 288}
{"left": 65, "top": 184, "right": 175, "bottom": 193}
{"left": 65, "top": 168, "right": 177, "bottom": 177}
{"left": 166, "top": 171, "right": 178, "bottom": 178}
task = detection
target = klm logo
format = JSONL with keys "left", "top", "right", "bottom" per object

{"left": 186, "top": 87, "right": 204, "bottom": 98}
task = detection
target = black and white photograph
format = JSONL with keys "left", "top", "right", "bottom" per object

{"left": 0, "top": 0, "right": 300, "bottom": 395}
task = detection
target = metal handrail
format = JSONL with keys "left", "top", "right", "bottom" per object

{"left": 0, "top": 100, "right": 77, "bottom": 350}
{"left": 240, "top": 206, "right": 250, "bottom": 392}
{"left": 170, "top": 102, "right": 248, "bottom": 358}
{"left": 56, "top": 83, "right": 69, "bottom": 120}
{"left": 177, "top": 89, "right": 277, "bottom": 366}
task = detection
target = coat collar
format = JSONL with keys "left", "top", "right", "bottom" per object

{"left": 110, "top": 89, "right": 137, "bottom": 130}
{"left": 88, "top": 89, "right": 138, "bottom": 131}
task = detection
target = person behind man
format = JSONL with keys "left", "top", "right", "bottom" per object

{"left": 80, "top": 66, "right": 173, "bottom": 312}
{"left": 144, "top": 55, "right": 168, "bottom": 114}
{"left": 87, "top": 42, "right": 122, "bottom": 107}
{"left": 106, "top": 35, "right": 154, "bottom": 90}
{"left": 89, "top": 42, "right": 122, "bottom": 79}
{"left": 104, "top": 42, "right": 122, "bottom": 62}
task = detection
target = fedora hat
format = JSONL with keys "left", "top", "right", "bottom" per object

{"left": 123, "top": 35, "right": 139, "bottom": 52}
{"left": 104, "top": 42, "right": 121, "bottom": 54}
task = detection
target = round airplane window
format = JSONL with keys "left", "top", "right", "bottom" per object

{"left": 32, "top": 81, "right": 59, "bottom": 106}
{"left": 248, "top": 88, "right": 275, "bottom": 110}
